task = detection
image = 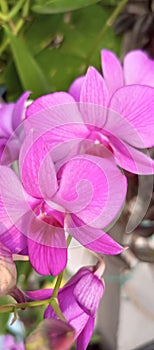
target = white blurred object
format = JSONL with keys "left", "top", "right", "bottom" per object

{"left": 118, "top": 262, "right": 154, "bottom": 350}
{"left": 67, "top": 238, "right": 96, "bottom": 274}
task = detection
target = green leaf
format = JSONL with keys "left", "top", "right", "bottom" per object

{"left": 3, "top": 4, "right": 122, "bottom": 99}
{"left": 24, "top": 14, "right": 63, "bottom": 55}
{"left": 36, "top": 50, "right": 84, "bottom": 91}
{"left": 32, "top": 0, "right": 100, "bottom": 14}
{"left": 4, "top": 26, "right": 50, "bottom": 98}
{"left": 33, "top": 5, "right": 121, "bottom": 90}
{"left": 5, "top": 61, "right": 23, "bottom": 101}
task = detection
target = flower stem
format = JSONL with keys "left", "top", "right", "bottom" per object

{"left": 8, "top": 0, "right": 26, "bottom": 20}
{"left": 50, "top": 298, "right": 66, "bottom": 322}
{"left": 84, "top": 0, "right": 128, "bottom": 68}
{"left": 52, "top": 272, "right": 63, "bottom": 298}
{"left": 0, "top": 297, "right": 66, "bottom": 322}
{"left": 0, "top": 299, "right": 49, "bottom": 314}
{"left": 22, "top": 0, "right": 31, "bottom": 17}
{"left": 0, "top": 0, "right": 31, "bottom": 55}
{"left": 0, "top": 235, "right": 73, "bottom": 319}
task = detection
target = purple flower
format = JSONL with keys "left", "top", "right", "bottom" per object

{"left": 63, "top": 50, "right": 154, "bottom": 174}
{"left": 0, "top": 92, "right": 29, "bottom": 165}
{"left": 2, "top": 335, "right": 24, "bottom": 350}
{"left": 26, "top": 262, "right": 105, "bottom": 350}
{"left": 0, "top": 143, "right": 126, "bottom": 275}
{"left": 70, "top": 49, "right": 154, "bottom": 99}
{"left": 102, "top": 49, "right": 154, "bottom": 90}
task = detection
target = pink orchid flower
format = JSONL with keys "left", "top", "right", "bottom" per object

{"left": 0, "top": 140, "right": 126, "bottom": 275}
{"left": 102, "top": 49, "right": 154, "bottom": 92}
{"left": 26, "top": 262, "right": 105, "bottom": 350}
{"left": 25, "top": 74, "right": 154, "bottom": 176}
{"left": 70, "top": 49, "right": 154, "bottom": 99}
{"left": 64, "top": 50, "right": 154, "bottom": 175}
{"left": 0, "top": 91, "right": 30, "bottom": 165}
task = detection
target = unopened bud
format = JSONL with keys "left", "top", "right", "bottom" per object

{"left": 0, "top": 243, "right": 17, "bottom": 297}
{"left": 25, "top": 318, "right": 76, "bottom": 350}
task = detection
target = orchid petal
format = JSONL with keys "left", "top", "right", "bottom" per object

{"left": 76, "top": 316, "right": 95, "bottom": 350}
{"left": 58, "top": 288, "right": 89, "bottom": 337}
{"left": 108, "top": 85, "right": 154, "bottom": 148}
{"left": 55, "top": 154, "right": 127, "bottom": 228}
{"left": 0, "top": 166, "right": 32, "bottom": 226}
{"left": 80, "top": 67, "right": 108, "bottom": 128}
{"left": 20, "top": 121, "right": 89, "bottom": 198}
{"left": 26, "top": 288, "right": 53, "bottom": 301}
{"left": 28, "top": 239, "right": 67, "bottom": 276}
{"left": 110, "top": 135, "right": 154, "bottom": 174}
{"left": 12, "top": 91, "right": 30, "bottom": 129}
{"left": 80, "top": 67, "right": 108, "bottom": 106}
{"left": 25, "top": 103, "right": 84, "bottom": 139}
{"left": 69, "top": 76, "right": 85, "bottom": 102}
{"left": 38, "top": 151, "right": 59, "bottom": 200}
{"left": 0, "top": 104, "right": 14, "bottom": 137}
{"left": 66, "top": 214, "right": 123, "bottom": 254}
{"left": 44, "top": 285, "right": 89, "bottom": 339}
{"left": 124, "top": 50, "right": 154, "bottom": 86}
{"left": 1, "top": 134, "right": 25, "bottom": 165}
{"left": 26, "top": 91, "right": 78, "bottom": 119}
{"left": 20, "top": 134, "right": 58, "bottom": 199}
{"left": 101, "top": 49, "right": 124, "bottom": 96}
{"left": 0, "top": 226, "right": 27, "bottom": 254}
{"left": 74, "top": 272, "right": 104, "bottom": 316}
{"left": 54, "top": 155, "right": 108, "bottom": 225}
{"left": 27, "top": 214, "right": 67, "bottom": 275}
{"left": 0, "top": 165, "right": 38, "bottom": 249}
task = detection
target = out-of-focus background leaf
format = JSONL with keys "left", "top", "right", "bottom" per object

{"left": 4, "top": 26, "right": 50, "bottom": 98}
{"left": 32, "top": 0, "right": 101, "bottom": 14}
{"left": 0, "top": 1, "right": 122, "bottom": 100}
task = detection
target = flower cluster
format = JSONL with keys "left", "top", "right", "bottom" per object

{"left": 0, "top": 49, "right": 154, "bottom": 349}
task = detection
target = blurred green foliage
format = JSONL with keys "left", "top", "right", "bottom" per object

{"left": 0, "top": 0, "right": 124, "bottom": 100}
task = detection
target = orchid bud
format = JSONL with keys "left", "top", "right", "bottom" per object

{"left": 25, "top": 318, "right": 76, "bottom": 350}
{"left": 0, "top": 243, "right": 17, "bottom": 297}
{"left": 73, "top": 260, "right": 105, "bottom": 317}
{"left": 26, "top": 258, "right": 105, "bottom": 350}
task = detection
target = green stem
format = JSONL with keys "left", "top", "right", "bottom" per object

{"left": 0, "top": 299, "right": 48, "bottom": 314}
{"left": 52, "top": 272, "right": 63, "bottom": 298}
{"left": 0, "top": 0, "right": 31, "bottom": 55}
{"left": 50, "top": 298, "right": 66, "bottom": 322}
{"left": 8, "top": 0, "right": 26, "bottom": 20}
{"left": 15, "top": 0, "right": 31, "bottom": 32}
{"left": 67, "top": 234, "right": 72, "bottom": 247}
{"left": 0, "top": 235, "right": 73, "bottom": 320}
{"left": 0, "top": 297, "right": 66, "bottom": 322}
{"left": 0, "top": 36, "right": 9, "bottom": 55}
{"left": 22, "top": 0, "right": 31, "bottom": 17}
{"left": 15, "top": 18, "right": 24, "bottom": 33}
{"left": 84, "top": 0, "right": 128, "bottom": 67}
